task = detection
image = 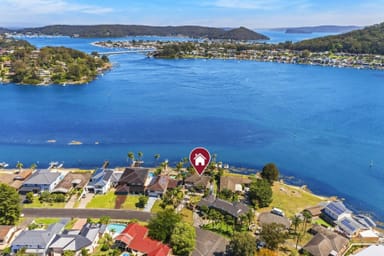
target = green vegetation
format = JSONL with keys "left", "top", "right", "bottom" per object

{"left": 12, "top": 24, "right": 269, "bottom": 40}
{"left": 86, "top": 191, "right": 116, "bottom": 209}
{"left": 24, "top": 195, "right": 66, "bottom": 208}
{"left": 249, "top": 178, "right": 273, "bottom": 208}
{"left": 122, "top": 195, "right": 141, "bottom": 210}
{"left": 170, "top": 222, "right": 196, "bottom": 256}
{"left": 34, "top": 218, "right": 61, "bottom": 226}
{"left": 261, "top": 163, "right": 280, "bottom": 184}
{"left": 227, "top": 232, "right": 257, "bottom": 256}
{"left": 180, "top": 208, "right": 194, "bottom": 225}
{"left": 0, "top": 184, "right": 21, "bottom": 225}
{"left": 148, "top": 208, "right": 182, "bottom": 242}
{"left": 260, "top": 223, "right": 289, "bottom": 250}
{"left": 135, "top": 195, "right": 149, "bottom": 208}
{"left": 0, "top": 35, "right": 110, "bottom": 85}
{"left": 292, "top": 22, "right": 384, "bottom": 54}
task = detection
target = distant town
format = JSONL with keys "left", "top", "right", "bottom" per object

{"left": 95, "top": 40, "right": 384, "bottom": 71}
{"left": 0, "top": 152, "right": 382, "bottom": 256}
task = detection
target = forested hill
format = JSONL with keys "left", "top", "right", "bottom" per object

{"left": 292, "top": 22, "right": 384, "bottom": 54}
{"left": 12, "top": 24, "right": 269, "bottom": 40}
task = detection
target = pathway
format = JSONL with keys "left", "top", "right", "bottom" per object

{"left": 143, "top": 197, "right": 157, "bottom": 212}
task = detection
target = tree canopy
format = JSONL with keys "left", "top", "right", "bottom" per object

{"left": 261, "top": 163, "right": 280, "bottom": 184}
{"left": 170, "top": 222, "right": 196, "bottom": 256}
{"left": 248, "top": 178, "right": 273, "bottom": 208}
{"left": 148, "top": 208, "right": 182, "bottom": 243}
{"left": 260, "top": 223, "right": 288, "bottom": 250}
{"left": 0, "top": 184, "right": 21, "bottom": 225}
{"left": 227, "top": 232, "right": 257, "bottom": 256}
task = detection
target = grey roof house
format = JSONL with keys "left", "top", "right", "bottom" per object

{"left": 19, "top": 170, "right": 65, "bottom": 194}
{"left": 86, "top": 168, "right": 113, "bottom": 194}
{"left": 49, "top": 223, "right": 106, "bottom": 255}
{"left": 198, "top": 196, "right": 250, "bottom": 218}
{"left": 11, "top": 222, "right": 65, "bottom": 255}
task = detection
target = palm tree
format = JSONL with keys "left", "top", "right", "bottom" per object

{"left": 16, "top": 161, "right": 23, "bottom": 173}
{"left": 137, "top": 151, "right": 143, "bottom": 161}
{"left": 161, "top": 159, "right": 168, "bottom": 172}
{"left": 127, "top": 152, "right": 135, "bottom": 165}
{"left": 154, "top": 154, "right": 160, "bottom": 165}
{"left": 30, "top": 163, "right": 37, "bottom": 170}
{"left": 291, "top": 215, "right": 302, "bottom": 249}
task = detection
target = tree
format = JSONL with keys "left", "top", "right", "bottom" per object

{"left": 30, "top": 163, "right": 37, "bottom": 170}
{"left": 63, "top": 251, "right": 75, "bottom": 256}
{"left": 137, "top": 151, "right": 143, "bottom": 161}
{"left": 136, "top": 195, "right": 149, "bottom": 208}
{"left": 227, "top": 232, "right": 257, "bottom": 256}
{"left": 16, "top": 161, "right": 23, "bottom": 172}
{"left": 25, "top": 191, "right": 34, "bottom": 203}
{"left": 248, "top": 179, "right": 273, "bottom": 208}
{"left": 148, "top": 209, "right": 181, "bottom": 242}
{"left": 170, "top": 222, "right": 196, "bottom": 256}
{"left": 99, "top": 215, "right": 110, "bottom": 225}
{"left": 81, "top": 248, "right": 89, "bottom": 256}
{"left": 0, "top": 184, "right": 21, "bottom": 225}
{"left": 154, "top": 153, "right": 160, "bottom": 164}
{"left": 261, "top": 163, "right": 279, "bottom": 184}
{"left": 260, "top": 223, "right": 288, "bottom": 250}
{"left": 291, "top": 215, "right": 302, "bottom": 249}
{"left": 127, "top": 151, "right": 135, "bottom": 165}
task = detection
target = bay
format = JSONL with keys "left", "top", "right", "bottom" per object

{"left": 1, "top": 32, "right": 384, "bottom": 220}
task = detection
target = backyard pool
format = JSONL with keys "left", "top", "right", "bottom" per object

{"left": 107, "top": 223, "right": 126, "bottom": 236}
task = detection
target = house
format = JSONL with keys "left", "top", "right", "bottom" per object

{"left": 184, "top": 174, "right": 211, "bottom": 192}
{"left": 0, "top": 225, "right": 17, "bottom": 250}
{"left": 198, "top": 196, "right": 250, "bottom": 219}
{"left": 352, "top": 245, "right": 384, "bottom": 256}
{"left": 19, "top": 170, "right": 64, "bottom": 194}
{"left": 357, "top": 230, "right": 379, "bottom": 243}
{"left": 321, "top": 201, "right": 352, "bottom": 225}
{"left": 194, "top": 153, "right": 207, "bottom": 166}
{"left": 147, "top": 175, "right": 170, "bottom": 197}
{"left": 11, "top": 222, "right": 65, "bottom": 255}
{"left": 302, "top": 225, "right": 349, "bottom": 256}
{"left": 337, "top": 216, "right": 363, "bottom": 238}
{"left": 86, "top": 168, "right": 113, "bottom": 194}
{"left": 219, "top": 176, "right": 252, "bottom": 193}
{"left": 258, "top": 212, "right": 291, "bottom": 229}
{"left": 304, "top": 204, "right": 326, "bottom": 218}
{"left": 114, "top": 223, "right": 171, "bottom": 256}
{"left": 115, "top": 168, "right": 151, "bottom": 195}
{"left": 353, "top": 215, "right": 376, "bottom": 229}
{"left": 49, "top": 223, "right": 106, "bottom": 255}
{"left": 52, "top": 172, "right": 91, "bottom": 194}
{"left": 0, "top": 169, "right": 32, "bottom": 191}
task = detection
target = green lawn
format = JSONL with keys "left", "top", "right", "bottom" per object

{"left": 151, "top": 199, "right": 163, "bottom": 213}
{"left": 23, "top": 197, "right": 66, "bottom": 208}
{"left": 259, "top": 182, "right": 326, "bottom": 218}
{"left": 65, "top": 218, "right": 78, "bottom": 229}
{"left": 203, "top": 221, "right": 233, "bottom": 237}
{"left": 121, "top": 195, "right": 141, "bottom": 210}
{"left": 34, "top": 218, "right": 61, "bottom": 226}
{"left": 86, "top": 191, "right": 116, "bottom": 209}
{"left": 312, "top": 218, "right": 331, "bottom": 227}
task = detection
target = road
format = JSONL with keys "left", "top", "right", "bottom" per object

{"left": 22, "top": 208, "right": 152, "bottom": 221}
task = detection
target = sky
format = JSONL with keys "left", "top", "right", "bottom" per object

{"left": 0, "top": 0, "right": 384, "bottom": 28}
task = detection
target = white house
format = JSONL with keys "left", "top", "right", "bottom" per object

{"left": 194, "top": 153, "right": 207, "bottom": 166}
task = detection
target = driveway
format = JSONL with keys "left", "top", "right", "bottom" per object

{"left": 192, "top": 228, "right": 228, "bottom": 256}
{"left": 78, "top": 193, "right": 94, "bottom": 208}
{"left": 143, "top": 197, "right": 158, "bottom": 212}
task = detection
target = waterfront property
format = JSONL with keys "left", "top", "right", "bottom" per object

{"left": 86, "top": 168, "right": 114, "bottom": 194}
{"left": 19, "top": 169, "right": 65, "bottom": 194}
{"left": 321, "top": 201, "right": 352, "bottom": 225}
{"left": 0, "top": 169, "right": 32, "bottom": 191}
{"left": 219, "top": 175, "right": 252, "bottom": 193}
{"left": 115, "top": 167, "right": 151, "bottom": 195}
{"left": 184, "top": 174, "right": 211, "bottom": 192}
{"left": 52, "top": 172, "right": 91, "bottom": 194}
{"left": 114, "top": 223, "right": 171, "bottom": 256}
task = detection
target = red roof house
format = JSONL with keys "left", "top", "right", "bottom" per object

{"left": 114, "top": 223, "right": 171, "bottom": 256}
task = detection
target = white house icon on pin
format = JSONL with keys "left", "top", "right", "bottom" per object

{"left": 194, "top": 153, "right": 207, "bottom": 166}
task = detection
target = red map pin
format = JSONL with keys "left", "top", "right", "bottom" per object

{"left": 189, "top": 147, "right": 211, "bottom": 176}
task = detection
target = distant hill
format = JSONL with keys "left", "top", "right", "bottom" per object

{"left": 285, "top": 25, "right": 361, "bottom": 34}
{"left": 0, "top": 27, "right": 10, "bottom": 33}
{"left": 292, "top": 22, "right": 384, "bottom": 54}
{"left": 10, "top": 24, "right": 269, "bottom": 40}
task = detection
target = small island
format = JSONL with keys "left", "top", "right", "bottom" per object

{"left": 0, "top": 35, "right": 111, "bottom": 85}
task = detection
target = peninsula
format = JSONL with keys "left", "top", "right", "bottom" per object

{"left": 0, "top": 35, "right": 110, "bottom": 85}
{"left": 7, "top": 24, "right": 269, "bottom": 41}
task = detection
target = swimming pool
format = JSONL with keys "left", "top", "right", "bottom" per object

{"left": 107, "top": 223, "right": 126, "bottom": 236}
{"left": 120, "top": 253, "right": 130, "bottom": 256}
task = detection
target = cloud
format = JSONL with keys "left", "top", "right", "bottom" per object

{"left": 0, "top": 0, "right": 113, "bottom": 15}
{"left": 209, "top": 0, "right": 310, "bottom": 10}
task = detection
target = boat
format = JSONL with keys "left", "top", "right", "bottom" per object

{"left": 0, "top": 162, "right": 9, "bottom": 168}
{"left": 49, "top": 161, "right": 63, "bottom": 169}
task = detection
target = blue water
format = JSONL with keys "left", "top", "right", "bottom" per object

{"left": 107, "top": 223, "right": 126, "bottom": 235}
{"left": 1, "top": 31, "right": 384, "bottom": 220}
